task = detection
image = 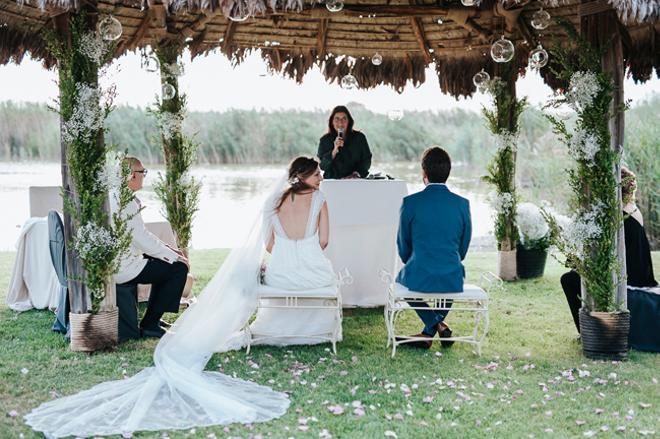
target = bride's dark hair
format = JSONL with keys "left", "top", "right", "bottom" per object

{"left": 276, "top": 156, "right": 319, "bottom": 211}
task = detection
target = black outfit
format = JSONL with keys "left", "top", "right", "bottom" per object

{"left": 561, "top": 213, "right": 657, "bottom": 332}
{"left": 317, "top": 130, "right": 372, "bottom": 179}
{"left": 118, "top": 256, "right": 188, "bottom": 331}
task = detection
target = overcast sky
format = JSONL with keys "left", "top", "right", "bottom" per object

{"left": 1, "top": 50, "right": 658, "bottom": 114}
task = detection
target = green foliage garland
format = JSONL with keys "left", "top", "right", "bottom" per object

{"left": 543, "top": 20, "right": 623, "bottom": 312}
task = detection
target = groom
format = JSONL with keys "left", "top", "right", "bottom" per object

{"left": 396, "top": 146, "right": 472, "bottom": 349}
{"left": 113, "top": 156, "right": 190, "bottom": 338}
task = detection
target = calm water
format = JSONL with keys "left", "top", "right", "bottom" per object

{"left": 0, "top": 162, "right": 495, "bottom": 250}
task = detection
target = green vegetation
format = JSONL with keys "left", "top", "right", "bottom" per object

{"left": 1, "top": 250, "right": 658, "bottom": 438}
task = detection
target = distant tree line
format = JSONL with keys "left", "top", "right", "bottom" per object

{"left": 0, "top": 97, "right": 657, "bottom": 247}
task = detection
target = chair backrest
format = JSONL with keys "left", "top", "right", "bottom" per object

{"left": 47, "top": 210, "right": 67, "bottom": 286}
{"left": 30, "top": 186, "right": 63, "bottom": 217}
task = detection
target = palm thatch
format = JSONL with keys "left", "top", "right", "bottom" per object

{"left": 1, "top": 0, "right": 658, "bottom": 96}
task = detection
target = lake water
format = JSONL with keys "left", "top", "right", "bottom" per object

{"left": 0, "top": 161, "right": 495, "bottom": 250}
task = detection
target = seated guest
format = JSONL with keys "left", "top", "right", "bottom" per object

{"left": 395, "top": 147, "right": 472, "bottom": 349}
{"left": 561, "top": 166, "right": 657, "bottom": 333}
{"left": 112, "top": 156, "right": 190, "bottom": 338}
{"left": 317, "top": 105, "right": 372, "bottom": 179}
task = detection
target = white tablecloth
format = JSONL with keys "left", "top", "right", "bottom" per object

{"left": 321, "top": 179, "right": 408, "bottom": 307}
{"left": 5, "top": 218, "right": 178, "bottom": 311}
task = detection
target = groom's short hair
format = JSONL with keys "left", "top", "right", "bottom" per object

{"left": 422, "top": 146, "right": 451, "bottom": 183}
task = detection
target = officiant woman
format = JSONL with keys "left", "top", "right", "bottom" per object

{"left": 317, "top": 105, "right": 372, "bottom": 179}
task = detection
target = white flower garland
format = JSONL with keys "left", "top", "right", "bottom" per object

{"left": 62, "top": 83, "right": 104, "bottom": 144}
{"left": 567, "top": 71, "right": 600, "bottom": 111}
{"left": 494, "top": 129, "right": 518, "bottom": 152}
{"left": 156, "top": 111, "right": 184, "bottom": 141}
{"left": 490, "top": 191, "right": 514, "bottom": 216}
{"left": 569, "top": 128, "right": 600, "bottom": 165}
{"left": 515, "top": 202, "right": 550, "bottom": 246}
{"left": 78, "top": 31, "right": 108, "bottom": 65}
{"left": 561, "top": 202, "right": 604, "bottom": 261}
{"left": 74, "top": 222, "right": 115, "bottom": 261}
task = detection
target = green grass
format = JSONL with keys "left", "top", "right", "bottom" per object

{"left": 1, "top": 251, "right": 658, "bottom": 438}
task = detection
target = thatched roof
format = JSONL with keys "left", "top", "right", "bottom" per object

{"left": 1, "top": 0, "right": 658, "bottom": 97}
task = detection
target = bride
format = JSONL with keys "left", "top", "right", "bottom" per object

{"left": 24, "top": 156, "right": 332, "bottom": 437}
{"left": 249, "top": 156, "right": 339, "bottom": 346}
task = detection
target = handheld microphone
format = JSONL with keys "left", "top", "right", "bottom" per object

{"left": 337, "top": 128, "right": 345, "bottom": 140}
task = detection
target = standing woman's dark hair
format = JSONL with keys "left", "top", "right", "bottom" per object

{"left": 276, "top": 156, "right": 320, "bottom": 211}
{"left": 327, "top": 105, "right": 355, "bottom": 137}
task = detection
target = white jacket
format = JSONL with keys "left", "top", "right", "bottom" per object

{"left": 113, "top": 197, "right": 179, "bottom": 284}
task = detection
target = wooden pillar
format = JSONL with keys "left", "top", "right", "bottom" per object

{"left": 580, "top": 1, "right": 627, "bottom": 308}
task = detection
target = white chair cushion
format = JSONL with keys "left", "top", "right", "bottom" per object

{"left": 256, "top": 284, "right": 338, "bottom": 299}
{"left": 394, "top": 283, "right": 487, "bottom": 301}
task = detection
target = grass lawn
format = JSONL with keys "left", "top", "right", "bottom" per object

{"left": 1, "top": 250, "right": 658, "bottom": 438}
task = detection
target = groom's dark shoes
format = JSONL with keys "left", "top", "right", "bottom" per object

{"left": 140, "top": 324, "right": 166, "bottom": 338}
{"left": 438, "top": 322, "right": 454, "bottom": 348}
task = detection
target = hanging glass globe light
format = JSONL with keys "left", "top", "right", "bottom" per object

{"left": 142, "top": 55, "right": 160, "bottom": 73}
{"left": 388, "top": 109, "right": 404, "bottom": 121}
{"left": 340, "top": 74, "right": 358, "bottom": 90}
{"left": 531, "top": 8, "right": 552, "bottom": 30}
{"left": 162, "top": 83, "right": 176, "bottom": 100}
{"left": 228, "top": 0, "right": 250, "bottom": 22}
{"left": 491, "top": 36, "right": 515, "bottom": 63}
{"left": 528, "top": 45, "right": 549, "bottom": 69}
{"left": 326, "top": 0, "right": 344, "bottom": 12}
{"left": 371, "top": 52, "right": 383, "bottom": 66}
{"left": 98, "top": 16, "right": 122, "bottom": 41}
{"left": 460, "top": 0, "right": 481, "bottom": 6}
{"left": 472, "top": 68, "right": 491, "bottom": 91}
{"left": 436, "top": 17, "right": 443, "bottom": 24}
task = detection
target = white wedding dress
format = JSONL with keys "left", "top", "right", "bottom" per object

{"left": 249, "top": 190, "right": 339, "bottom": 346}
{"left": 24, "top": 179, "right": 294, "bottom": 438}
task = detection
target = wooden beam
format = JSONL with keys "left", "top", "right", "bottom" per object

{"left": 117, "top": 9, "right": 152, "bottom": 53}
{"left": 221, "top": 20, "right": 236, "bottom": 53}
{"left": 316, "top": 18, "right": 328, "bottom": 58}
{"left": 409, "top": 17, "right": 432, "bottom": 63}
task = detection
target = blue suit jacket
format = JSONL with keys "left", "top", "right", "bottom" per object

{"left": 396, "top": 184, "right": 472, "bottom": 293}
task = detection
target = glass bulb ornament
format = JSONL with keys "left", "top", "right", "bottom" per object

{"left": 98, "top": 16, "right": 122, "bottom": 41}
{"left": 388, "top": 109, "right": 404, "bottom": 121}
{"left": 436, "top": 17, "right": 443, "bottom": 24}
{"left": 161, "top": 83, "right": 176, "bottom": 100}
{"left": 228, "top": 0, "right": 251, "bottom": 22}
{"left": 142, "top": 55, "right": 160, "bottom": 73}
{"left": 528, "top": 45, "right": 549, "bottom": 69}
{"left": 340, "top": 74, "right": 358, "bottom": 90}
{"left": 371, "top": 52, "right": 383, "bottom": 66}
{"left": 326, "top": 0, "right": 344, "bottom": 12}
{"left": 472, "top": 68, "right": 491, "bottom": 91}
{"left": 531, "top": 8, "right": 552, "bottom": 30}
{"left": 491, "top": 36, "right": 515, "bottom": 63}
{"left": 460, "top": 0, "right": 481, "bottom": 6}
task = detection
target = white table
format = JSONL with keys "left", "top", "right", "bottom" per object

{"left": 321, "top": 179, "right": 408, "bottom": 307}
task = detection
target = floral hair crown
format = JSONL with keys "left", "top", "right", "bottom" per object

{"left": 289, "top": 176, "right": 300, "bottom": 185}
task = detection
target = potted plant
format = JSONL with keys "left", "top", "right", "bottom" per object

{"left": 515, "top": 202, "right": 551, "bottom": 278}
{"left": 544, "top": 21, "right": 628, "bottom": 360}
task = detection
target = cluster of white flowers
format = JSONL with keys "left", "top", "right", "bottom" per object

{"left": 561, "top": 203, "right": 604, "bottom": 261}
{"left": 74, "top": 222, "right": 114, "bottom": 261}
{"left": 62, "top": 83, "right": 104, "bottom": 144}
{"left": 569, "top": 128, "right": 600, "bottom": 165}
{"left": 96, "top": 151, "right": 125, "bottom": 192}
{"left": 163, "top": 62, "right": 184, "bottom": 78}
{"left": 515, "top": 202, "right": 550, "bottom": 247}
{"left": 567, "top": 71, "right": 600, "bottom": 111}
{"left": 494, "top": 129, "right": 518, "bottom": 151}
{"left": 78, "top": 31, "right": 108, "bottom": 65}
{"left": 156, "top": 111, "right": 184, "bottom": 141}
{"left": 483, "top": 77, "right": 505, "bottom": 96}
{"left": 490, "top": 191, "right": 514, "bottom": 215}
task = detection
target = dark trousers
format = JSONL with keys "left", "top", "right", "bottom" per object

{"left": 560, "top": 270, "right": 582, "bottom": 333}
{"left": 407, "top": 299, "right": 454, "bottom": 336}
{"left": 119, "top": 257, "right": 188, "bottom": 329}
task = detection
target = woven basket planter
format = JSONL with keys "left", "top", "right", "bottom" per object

{"left": 497, "top": 249, "right": 517, "bottom": 281}
{"left": 69, "top": 308, "right": 118, "bottom": 352}
{"left": 516, "top": 245, "right": 548, "bottom": 279}
{"left": 579, "top": 308, "right": 630, "bottom": 361}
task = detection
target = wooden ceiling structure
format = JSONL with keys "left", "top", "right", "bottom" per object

{"left": 1, "top": 0, "right": 658, "bottom": 96}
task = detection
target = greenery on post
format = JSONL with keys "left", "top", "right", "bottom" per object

{"left": 543, "top": 22, "right": 623, "bottom": 312}
{"left": 45, "top": 13, "right": 133, "bottom": 313}
{"left": 481, "top": 74, "right": 527, "bottom": 252}
{"left": 150, "top": 42, "right": 201, "bottom": 256}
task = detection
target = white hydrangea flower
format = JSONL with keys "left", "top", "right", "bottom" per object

{"left": 567, "top": 71, "right": 600, "bottom": 111}
{"left": 494, "top": 129, "right": 518, "bottom": 151}
{"left": 156, "top": 111, "right": 184, "bottom": 141}
{"left": 74, "top": 222, "right": 115, "bottom": 261}
{"left": 516, "top": 202, "right": 550, "bottom": 246}
{"left": 490, "top": 191, "right": 514, "bottom": 216}
{"left": 78, "top": 31, "right": 108, "bottom": 65}
{"left": 569, "top": 128, "right": 600, "bottom": 165}
{"left": 561, "top": 203, "right": 604, "bottom": 261}
{"left": 62, "top": 83, "right": 104, "bottom": 144}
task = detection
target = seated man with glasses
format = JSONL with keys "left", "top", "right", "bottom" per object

{"left": 112, "top": 156, "right": 190, "bottom": 338}
{"left": 317, "top": 105, "right": 372, "bottom": 179}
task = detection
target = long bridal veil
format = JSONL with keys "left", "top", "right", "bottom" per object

{"left": 25, "top": 177, "right": 290, "bottom": 438}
